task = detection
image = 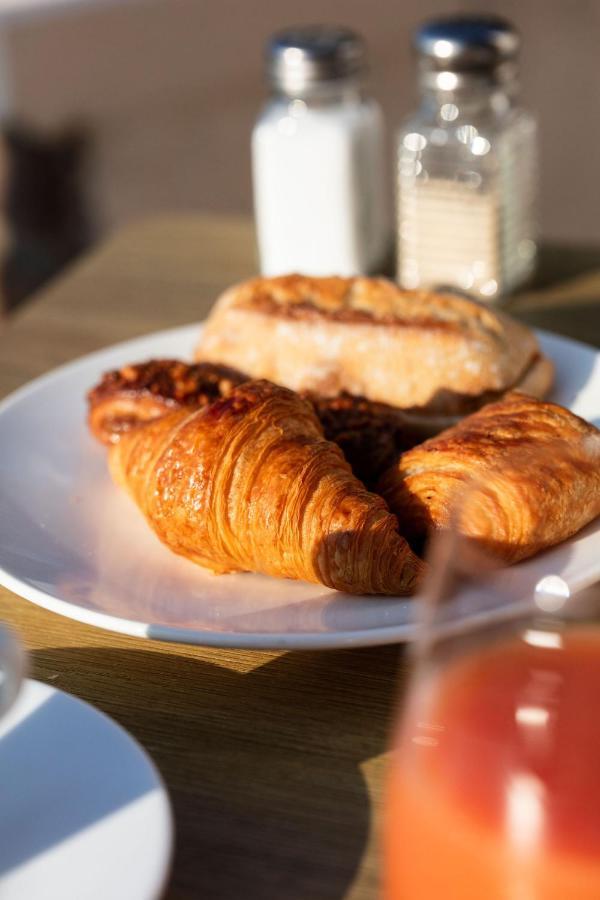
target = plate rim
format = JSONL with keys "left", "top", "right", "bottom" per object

{"left": 0, "top": 324, "right": 598, "bottom": 650}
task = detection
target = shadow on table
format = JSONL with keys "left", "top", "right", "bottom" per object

{"left": 532, "top": 243, "right": 600, "bottom": 290}
{"left": 515, "top": 303, "right": 600, "bottom": 351}
{"left": 31, "top": 643, "right": 406, "bottom": 900}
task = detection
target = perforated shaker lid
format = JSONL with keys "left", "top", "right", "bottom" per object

{"left": 414, "top": 15, "right": 520, "bottom": 72}
{"left": 266, "top": 25, "right": 366, "bottom": 94}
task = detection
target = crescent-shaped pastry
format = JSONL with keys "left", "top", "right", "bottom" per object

{"left": 107, "top": 380, "right": 424, "bottom": 595}
{"left": 378, "top": 392, "right": 600, "bottom": 563}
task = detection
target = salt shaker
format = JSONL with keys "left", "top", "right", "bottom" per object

{"left": 396, "top": 15, "right": 538, "bottom": 302}
{"left": 252, "top": 25, "right": 389, "bottom": 277}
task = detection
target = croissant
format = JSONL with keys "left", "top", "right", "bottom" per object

{"left": 88, "top": 359, "right": 430, "bottom": 484}
{"left": 379, "top": 392, "right": 600, "bottom": 563}
{"left": 107, "top": 379, "right": 424, "bottom": 595}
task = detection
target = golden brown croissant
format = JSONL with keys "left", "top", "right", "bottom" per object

{"left": 379, "top": 392, "right": 600, "bottom": 563}
{"left": 88, "top": 359, "right": 431, "bottom": 484}
{"left": 107, "top": 380, "right": 424, "bottom": 595}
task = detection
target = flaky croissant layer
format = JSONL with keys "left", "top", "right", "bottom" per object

{"left": 109, "top": 380, "right": 424, "bottom": 595}
{"left": 379, "top": 392, "right": 600, "bottom": 563}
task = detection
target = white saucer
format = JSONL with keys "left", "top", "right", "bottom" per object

{"left": 0, "top": 679, "right": 173, "bottom": 900}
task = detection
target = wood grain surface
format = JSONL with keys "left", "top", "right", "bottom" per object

{"left": 0, "top": 215, "right": 599, "bottom": 899}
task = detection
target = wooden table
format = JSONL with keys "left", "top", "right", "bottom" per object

{"left": 0, "top": 215, "right": 599, "bottom": 900}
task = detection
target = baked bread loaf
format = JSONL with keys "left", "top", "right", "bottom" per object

{"left": 378, "top": 392, "right": 600, "bottom": 563}
{"left": 106, "top": 379, "right": 425, "bottom": 595}
{"left": 195, "top": 275, "right": 553, "bottom": 418}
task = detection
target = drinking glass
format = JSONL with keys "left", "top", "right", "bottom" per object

{"left": 384, "top": 465, "right": 600, "bottom": 900}
{"left": 0, "top": 624, "right": 25, "bottom": 719}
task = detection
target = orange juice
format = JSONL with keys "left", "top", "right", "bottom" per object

{"left": 385, "top": 628, "right": 600, "bottom": 900}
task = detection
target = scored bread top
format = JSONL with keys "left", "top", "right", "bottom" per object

{"left": 230, "top": 274, "right": 511, "bottom": 327}
{"left": 196, "top": 274, "right": 547, "bottom": 414}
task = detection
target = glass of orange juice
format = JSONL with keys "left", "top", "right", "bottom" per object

{"left": 384, "top": 486, "right": 600, "bottom": 900}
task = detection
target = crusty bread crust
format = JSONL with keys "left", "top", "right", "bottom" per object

{"left": 195, "top": 275, "right": 549, "bottom": 415}
{"left": 396, "top": 352, "right": 556, "bottom": 431}
{"left": 515, "top": 352, "right": 554, "bottom": 399}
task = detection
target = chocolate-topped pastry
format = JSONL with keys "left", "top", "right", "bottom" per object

{"left": 307, "top": 392, "right": 430, "bottom": 487}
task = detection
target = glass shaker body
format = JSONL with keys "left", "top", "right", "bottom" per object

{"left": 253, "top": 80, "right": 389, "bottom": 277}
{"left": 397, "top": 74, "right": 537, "bottom": 302}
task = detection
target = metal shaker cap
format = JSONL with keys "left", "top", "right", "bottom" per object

{"left": 414, "top": 15, "right": 520, "bottom": 72}
{"left": 266, "top": 25, "right": 366, "bottom": 95}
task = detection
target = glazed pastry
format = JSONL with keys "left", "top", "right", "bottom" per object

{"left": 309, "top": 392, "right": 434, "bottom": 486}
{"left": 195, "top": 274, "right": 553, "bottom": 420}
{"left": 87, "top": 359, "right": 247, "bottom": 445}
{"left": 88, "top": 358, "right": 431, "bottom": 483}
{"left": 107, "top": 380, "right": 424, "bottom": 595}
{"left": 379, "top": 392, "right": 600, "bottom": 563}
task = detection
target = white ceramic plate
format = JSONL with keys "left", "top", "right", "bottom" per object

{"left": 0, "top": 325, "right": 598, "bottom": 649}
{"left": 0, "top": 678, "right": 173, "bottom": 899}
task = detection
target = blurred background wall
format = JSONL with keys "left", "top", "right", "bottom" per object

{"left": 1, "top": 0, "right": 598, "bottom": 250}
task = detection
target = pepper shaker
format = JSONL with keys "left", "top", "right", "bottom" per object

{"left": 396, "top": 15, "right": 538, "bottom": 302}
